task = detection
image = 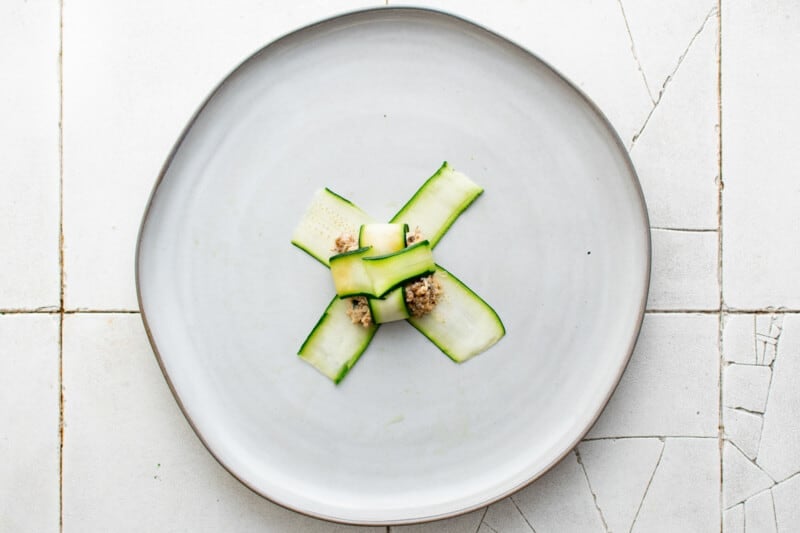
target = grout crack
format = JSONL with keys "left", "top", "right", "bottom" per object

{"left": 510, "top": 495, "right": 537, "bottom": 533}
{"left": 630, "top": 5, "right": 718, "bottom": 149}
{"left": 57, "top": 0, "right": 65, "bottom": 530}
{"left": 729, "top": 440, "right": 778, "bottom": 484}
{"left": 628, "top": 438, "right": 666, "bottom": 532}
{"left": 575, "top": 449, "right": 610, "bottom": 532}
{"left": 474, "top": 507, "right": 489, "bottom": 533}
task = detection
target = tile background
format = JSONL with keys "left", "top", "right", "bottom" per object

{"left": 2, "top": 0, "right": 798, "bottom": 531}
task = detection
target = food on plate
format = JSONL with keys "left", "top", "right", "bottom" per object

{"left": 291, "top": 162, "right": 505, "bottom": 383}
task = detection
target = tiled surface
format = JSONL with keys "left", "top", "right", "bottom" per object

{"left": 3, "top": 0, "right": 800, "bottom": 531}
{"left": 0, "top": 0, "right": 61, "bottom": 310}
{"left": 0, "top": 315, "right": 60, "bottom": 533}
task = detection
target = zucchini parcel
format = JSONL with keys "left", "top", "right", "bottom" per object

{"left": 292, "top": 162, "right": 504, "bottom": 383}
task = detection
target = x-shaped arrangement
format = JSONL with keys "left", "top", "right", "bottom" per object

{"left": 291, "top": 162, "right": 505, "bottom": 383}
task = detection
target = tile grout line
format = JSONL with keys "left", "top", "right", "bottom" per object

{"left": 57, "top": 0, "right": 65, "bottom": 530}
{"left": 716, "top": 0, "right": 724, "bottom": 530}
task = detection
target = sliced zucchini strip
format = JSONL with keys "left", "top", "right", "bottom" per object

{"left": 329, "top": 246, "right": 374, "bottom": 298}
{"left": 298, "top": 296, "right": 378, "bottom": 383}
{"left": 358, "top": 223, "right": 408, "bottom": 255}
{"left": 390, "top": 162, "right": 483, "bottom": 248}
{"left": 291, "top": 188, "right": 375, "bottom": 267}
{"left": 408, "top": 266, "right": 505, "bottom": 363}
{"left": 363, "top": 240, "right": 435, "bottom": 297}
{"left": 367, "top": 287, "right": 410, "bottom": 324}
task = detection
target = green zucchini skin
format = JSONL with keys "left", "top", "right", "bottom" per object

{"left": 390, "top": 162, "right": 483, "bottom": 248}
{"left": 329, "top": 246, "right": 375, "bottom": 298}
{"left": 367, "top": 287, "right": 410, "bottom": 324}
{"left": 357, "top": 223, "right": 407, "bottom": 256}
{"left": 362, "top": 240, "right": 436, "bottom": 297}
{"left": 407, "top": 265, "right": 505, "bottom": 363}
{"left": 291, "top": 188, "right": 375, "bottom": 268}
{"left": 298, "top": 296, "right": 379, "bottom": 384}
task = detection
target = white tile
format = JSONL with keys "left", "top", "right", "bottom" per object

{"left": 723, "top": 441, "right": 774, "bottom": 509}
{"left": 629, "top": 11, "right": 718, "bottom": 230}
{"left": 757, "top": 315, "right": 800, "bottom": 482}
{"left": 0, "top": 314, "right": 60, "bottom": 533}
{"left": 512, "top": 452, "right": 605, "bottom": 532}
{"left": 647, "top": 230, "right": 718, "bottom": 311}
{"left": 0, "top": 0, "right": 60, "bottom": 309}
{"left": 723, "top": 364, "right": 772, "bottom": 413}
{"left": 588, "top": 314, "right": 718, "bottom": 438}
{"left": 723, "top": 407, "right": 762, "bottom": 461}
{"left": 391, "top": 508, "right": 485, "bottom": 533}
{"left": 723, "top": 503, "right": 744, "bottom": 533}
{"left": 744, "top": 489, "right": 777, "bottom": 533}
{"left": 61, "top": 313, "right": 380, "bottom": 532}
{"left": 62, "top": 0, "right": 381, "bottom": 310}
{"left": 396, "top": 0, "right": 653, "bottom": 145}
{"left": 632, "top": 438, "right": 720, "bottom": 533}
{"left": 482, "top": 498, "right": 534, "bottom": 533}
{"left": 722, "top": 0, "right": 800, "bottom": 308}
{"left": 577, "top": 438, "right": 663, "bottom": 533}
{"left": 723, "top": 314, "right": 756, "bottom": 364}
{"left": 772, "top": 474, "right": 800, "bottom": 533}
{"left": 620, "top": 0, "right": 716, "bottom": 101}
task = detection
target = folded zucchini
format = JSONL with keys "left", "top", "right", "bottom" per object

{"left": 291, "top": 188, "right": 374, "bottom": 267}
{"left": 367, "top": 287, "right": 410, "bottom": 324}
{"left": 358, "top": 223, "right": 408, "bottom": 255}
{"left": 408, "top": 266, "right": 505, "bottom": 363}
{"left": 363, "top": 240, "right": 435, "bottom": 298}
{"left": 390, "top": 162, "right": 483, "bottom": 248}
{"left": 329, "top": 246, "right": 374, "bottom": 298}
{"left": 291, "top": 163, "right": 505, "bottom": 384}
{"left": 298, "top": 297, "right": 378, "bottom": 383}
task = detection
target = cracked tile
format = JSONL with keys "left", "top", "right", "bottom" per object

{"left": 744, "top": 489, "right": 777, "bottom": 533}
{"left": 0, "top": 0, "right": 60, "bottom": 309}
{"left": 723, "top": 364, "right": 772, "bottom": 413}
{"left": 62, "top": 0, "right": 381, "bottom": 309}
{"left": 619, "top": 0, "right": 715, "bottom": 100}
{"left": 629, "top": 10, "right": 718, "bottom": 229}
{"left": 577, "top": 438, "right": 663, "bottom": 533}
{"left": 723, "top": 441, "right": 774, "bottom": 508}
{"left": 631, "top": 439, "right": 719, "bottom": 532}
{"left": 391, "top": 508, "right": 485, "bottom": 533}
{"left": 756, "top": 316, "right": 800, "bottom": 481}
{"left": 0, "top": 315, "right": 60, "bottom": 533}
{"left": 723, "top": 314, "right": 757, "bottom": 364}
{"left": 513, "top": 452, "right": 605, "bottom": 532}
{"left": 723, "top": 407, "right": 763, "bottom": 460}
{"left": 772, "top": 474, "right": 800, "bottom": 533}
{"left": 722, "top": 0, "right": 800, "bottom": 308}
{"left": 589, "top": 314, "right": 718, "bottom": 438}
{"left": 62, "top": 314, "right": 380, "bottom": 532}
{"left": 723, "top": 503, "right": 744, "bottom": 533}
{"left": 647, "top": 229, "right": 719, "bottom": 310}
{"left": 394, "top": 0, "right": 653, "bottom": 145}
{"left": 755, "top": 314, "right": 783, "bottom": 366}
{"left": 482, "top": 498, "right": 534, "bottom": 533}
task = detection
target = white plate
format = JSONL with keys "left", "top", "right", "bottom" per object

{"left": 137, "top": 7, "right": 650, "bottom": 526}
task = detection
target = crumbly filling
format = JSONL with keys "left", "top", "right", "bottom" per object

{"left": 333, "top": 232, "right": 358, "bottom": 253}
{"left": 334, "top": 226, "right": 441, "bottom": 327}
{"left": 346, "top": 296, "right": 373, "bottom": 327}
{"left": 406, "top": 226, "right": 423, "bottom": 246}
{"left": 404, "top": 274, "right": 442, "bottom": 317}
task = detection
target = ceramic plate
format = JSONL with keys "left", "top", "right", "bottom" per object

{"left": 137, "top": 7, "right": 650, "bottom": 525}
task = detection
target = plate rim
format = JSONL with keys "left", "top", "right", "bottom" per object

{"left": 135, "top": 5, "right": 652, "bottom": 526}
